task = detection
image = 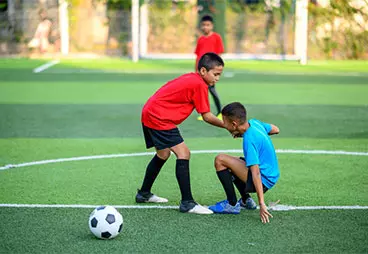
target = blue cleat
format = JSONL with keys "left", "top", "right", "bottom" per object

{"left": 208, "top": 200, "right": 240, "bottom": 214}
{"left": 238, "top": 197, "right": 257, "bottom": 210}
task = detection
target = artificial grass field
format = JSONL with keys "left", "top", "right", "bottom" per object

{"left": 0, "top": 58, "right": 367, "bottom": 253}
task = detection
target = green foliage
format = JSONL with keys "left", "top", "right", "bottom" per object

{"left": 309, "top": 1, "right": 368, "bottom": 59}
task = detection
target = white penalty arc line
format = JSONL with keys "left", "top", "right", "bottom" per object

{"left": 33, "top": 59, "right": 60, "bottom": 73}
{"left": 0, "top": 204, "right": 367, "bottom": 211}
{"left": 1, "top": 149, "right": 367, "bottom": 171}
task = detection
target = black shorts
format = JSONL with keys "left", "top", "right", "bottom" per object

{"left": 239, "top": 157, "right": 269, "bottom": 194}
{"left": 142, "top": 124, "right": 184, "bottom": 150}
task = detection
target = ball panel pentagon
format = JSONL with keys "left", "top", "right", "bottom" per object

{"left": 105, "top": 214, "right": 115, "bottom": 224}
{"left": 101, "top": 231, "right": 112, "bottom": 239}
{"left": 90, "top": 217, "right": 98, "bottom": 228}
{"left": 118, "top": 223, "right": 123, "bottom": 233}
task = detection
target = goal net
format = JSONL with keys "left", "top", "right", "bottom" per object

{"left": 139, "top": 0, "right": 308, "bottom": 62}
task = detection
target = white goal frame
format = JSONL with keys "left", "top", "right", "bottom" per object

{"left": 57, "top": 0, "right": 308, "bottom": 64}
{"left": 134, "top": 0, "right": 309, "bottom": 64}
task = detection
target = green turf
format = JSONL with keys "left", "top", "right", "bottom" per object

{"left": 1, "top": 104, "right": 367, "bottom": 138}
{"left": 0, "top": 208, "right": 367, "bottom": 254}
{"left": 0, "top": 58, "right": 367, "bottom": 253}
{"left": 1, "top": 72, "right": 367, "bottom": 105}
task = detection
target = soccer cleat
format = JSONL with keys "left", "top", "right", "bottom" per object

{"left": 208, "top": 200, "right": 241, "bottom": 214}
{"left": 217, "top": 113, "right": 223, "bottom": 120}
{"left": 238, "top": 197, "right": 257, "bottom": 210}
{"left": 197, "top": 115, "right": 204, "bottom": 121}
{"left": 179, "top": 200, "right": 213, "bottom": 214}
{"left": 135, "top": 190, "right": 168, "bottom": 203}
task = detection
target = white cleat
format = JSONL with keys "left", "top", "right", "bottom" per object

{"left": 147, "top": 194, "right": 168, "bottom": 203}
{"left": 187, "top": 204, "right": 213, "bottom": 215}
{"left": 136, "top": 191, "right": 168, "bottom": 203}
{"left": 179, "top": 200, "right": 213, "bottom": 214}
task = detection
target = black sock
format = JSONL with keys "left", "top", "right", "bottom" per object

{"left": 208, "top": 85, "right": 222, "bottom": 115}
{"left": 140, "top": 155, "right": 167, "bottom": 193}
{"left": 217, "top": 169, "right": 237, "bottom": 206}
{"left": 232, "top": 173, "right": 251, "bottom": 201}
{"left": 176, "top": 159, "right": 194, "bottom": 201}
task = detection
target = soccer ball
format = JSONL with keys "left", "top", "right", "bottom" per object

{"left": 89, "top": 205, "right": 123, "bottom": 239}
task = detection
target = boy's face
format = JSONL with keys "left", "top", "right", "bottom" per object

{"left": 223, "top": 115, "right": 243, "bottom": 138}
{"left": 201, "top": 20, "right": 213, "bottom": 35}
{"left": 199, "top": 65, "right": 223, "bottom": 86}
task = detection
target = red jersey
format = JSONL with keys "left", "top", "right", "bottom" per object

{"left": 194, "top": 32, "right": 224, "bottom": 69}
{"left": 142, "top": 73, "right": 210, "bottom": 130}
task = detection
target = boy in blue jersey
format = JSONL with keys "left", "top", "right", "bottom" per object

{"left": 208, "top": 102, "right": 280, "bottom": 223}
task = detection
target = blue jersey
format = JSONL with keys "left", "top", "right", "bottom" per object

{"left": 242, "top": 119, "right": 280, "bottom": 189}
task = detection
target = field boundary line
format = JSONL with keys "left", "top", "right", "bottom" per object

{"left": 0, "top": 204, "right": 367, "bottom": 211}
{"left": 33, "top": 60, "right": 60, "bottom": 73}
{"left": 1, "top": 149, "right": 367, "bottom": 171}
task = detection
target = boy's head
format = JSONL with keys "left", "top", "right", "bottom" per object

{"left": 221, "top": 102, "right": 247, "bottom": 137}
{"left": 200, "top": 15, "right": 214, "bottom": 35}
{"left": 198, "top": 52, "right": 224, "bottom": 86}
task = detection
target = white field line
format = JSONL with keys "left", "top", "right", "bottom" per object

{"left": 44, "top": 68, "right": 368, "bottom": 77}
{"left": 1, "top": 149, "right": 367, "bottom": 171}
{"left": 33, "top": 60, "right": 60, "bottom": 73}
{"left": 0, "top": 203, "right": 367, "bottom": 211}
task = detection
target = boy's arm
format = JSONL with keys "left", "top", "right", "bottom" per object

{"left": 268, "top": 124, "right": 279, "bottom": 135}
{"left": 202, "top": 112, "right": 224, "bottom": 128}
{"left": 262, "top": 121, "right": 280, "bottom": 136}
{"left": 249, "top": 164, "right": 273, "bottom": 224}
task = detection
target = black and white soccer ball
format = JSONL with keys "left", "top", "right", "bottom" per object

{"left": 89, "top": 205, "right": 123, "bottom": 239}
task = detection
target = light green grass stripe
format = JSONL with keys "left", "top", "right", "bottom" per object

{"left": 1, "top": 149, "right": 367, "bottom": 171}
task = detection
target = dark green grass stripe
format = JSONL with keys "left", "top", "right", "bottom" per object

{"left": 0, "top": 208, "right": 367, "bottom": 253}
{"left": 1, "top": 71, "right": 368, "bottom": 85}
{"left": 0, "top": 104, "right": 367, "bottom": 138}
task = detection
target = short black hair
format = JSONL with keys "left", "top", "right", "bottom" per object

{"left": 197, "top": 52, "right": 224, "bottom": 72}
{"left": 201, "top": 15, "right": 213, "bottom": 23}
{"left": 221, "top": 102, "right": 247, "bottom": 124}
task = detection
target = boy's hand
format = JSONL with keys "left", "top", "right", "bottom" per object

{"left": 260, "top": 203, "right": 273, "bottom": 224}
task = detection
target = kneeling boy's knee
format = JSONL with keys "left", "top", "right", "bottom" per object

{"left": 214, "top": 154, "right": 226, "bottom": 169}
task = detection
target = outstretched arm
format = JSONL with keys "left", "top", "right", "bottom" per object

{"left": 268, "top": 124, "right": 280, "bottom": 135}
{"left": 202, "top": 112, "right": 224, "bottom": 128}
{"left": 249, "top": 164, "right": 273, "bottom": 223}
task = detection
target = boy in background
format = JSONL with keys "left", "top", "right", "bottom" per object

{"left": 195, "top": 15, "right": 224, "bottom": 121}
{"left": 136, "top": 53, "right": 225, "bottom": 215}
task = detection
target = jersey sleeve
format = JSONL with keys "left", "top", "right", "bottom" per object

{"left": 243, "top": 139, "right": 260, "bottom": 167}
{"left": 260, "top": 121, "right": 272, "bottom": 134}
{"left": 193, "top": 84, "right": 210, "bottom": 114}
{"left": 216, "top": 35, "right": 225, "bottom": 54}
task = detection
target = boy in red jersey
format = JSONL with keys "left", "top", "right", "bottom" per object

{"left": 195, "top": 15, "right": 224, "bottom": 120}
{"left": 136, "top": 53, "right": 224, "bottom": 214}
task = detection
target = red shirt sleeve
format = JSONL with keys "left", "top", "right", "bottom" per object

{"left": 193, "top": 84, "right": 210, "bottom": 114}
{"left": 216, "top": 34, "right": 224, "bottom": 54}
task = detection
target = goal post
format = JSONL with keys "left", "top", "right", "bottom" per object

{"left": 294, "top": 0, "right": 309, "bottom": 65}
{"left": 58, "top": 0, "right": 69, "bottom": 55}
{"left": 131, "top": 0, "right": 140, "bottom": 62}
